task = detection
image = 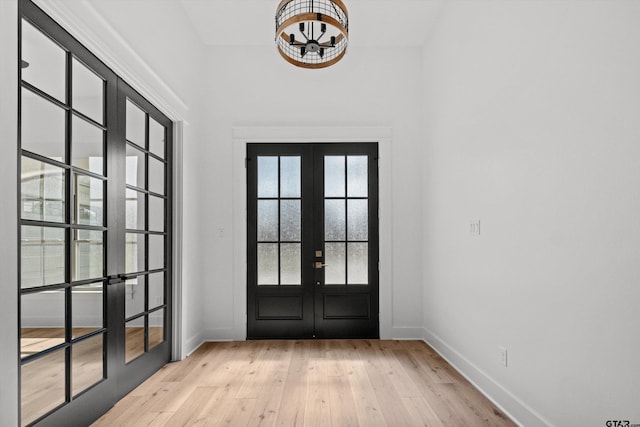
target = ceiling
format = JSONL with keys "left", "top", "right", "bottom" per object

{"left": 178, "top": 0, "right": 445, "bottom": 47}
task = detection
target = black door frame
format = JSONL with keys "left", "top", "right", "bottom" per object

{"left": 246, "top": 142, "right": 379, "bottom": 339}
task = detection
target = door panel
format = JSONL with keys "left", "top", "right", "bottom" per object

{"left": 247, "top": 143, "right": 378, "bottom": 339}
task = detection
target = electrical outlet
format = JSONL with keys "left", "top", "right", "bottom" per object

{"left": 499, "top": 346, "right": 508, "bottom": 367}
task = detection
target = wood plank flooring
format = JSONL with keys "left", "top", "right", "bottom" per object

{"left": 92, "top": 340, "right": 516, "bottom": 427}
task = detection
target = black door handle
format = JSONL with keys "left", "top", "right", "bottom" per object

{"left": 107, "top": 274, "right": 137, "bottom": 285}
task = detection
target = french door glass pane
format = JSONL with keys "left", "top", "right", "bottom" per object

{"left": 21, "top": 290, "right": 65, "bottom": 357}
{"left": 257, "top": 156, "right": 278, "bottom": 198}
{"left": 149, "top": 119, "right": 165, "bottom": 159}
{"left": 148, "top": 235, "right": 164, "bottom": 271}
{"left": 21, "top": 156, "right": 65, "bottom": 223}
{"left": 71, "top": 334, "right": 104, "bottom": 396}
{"left": 280, "top": 200, "right": 301, "bottom": 241}
{"left": 347, "top": 243, "right": 368, "bottom": 284}
{"left": 280, "top": 243, "right": 301, "bottom": 285}
{"left": 148, "top": 272, "right": 164, "bottom": 309}
{"left": 149, "top": 310, "right": 165, "bottom": 350}
{"left": 148, "top": 195, "right": 164, "bottom": 232}
{"left": 126, "top": 99, "right": 145, "bottom": 147}
{"left": 21, "top": 225, "right": 65, "bottom": 289}
{"left": 280, "top": 156, "right": 301, "bottom": 197}
{"left": 72, "top": 229, "right": 103, "bottom": 281}
{"left": 125, "top": 319, "right": 144, "bottom": 363}
{"left": 21, "top": 349, "right": 66, "bottom": 427}
{"left": 21, "top": 20, "right": 66, "bottom": 102}
{"left": 257, "top": 200, "right": 278, "bottom": 241}
{"left": 148, "top": 157, "right": 165, "bottom": 195}
{"left": 325, "top": 242, "right": 346, "bottom": 285}
{"left": 324, "top": 156, "right": 345, "bottom": 197}
{"left": 125, "top": 277, "right": 145, "bottom": 319}
{"left": 347, "top": 156, "right": 368, "bottom": 197}
{"left": 257, "top": 243, "right": 278, "bottom": 285}
{"left": 126, "top": 144, "right": 145, "bottom": 188}
{"left": 126, "top": 189, "right": 145, "bottom": 230}
{"left": 75, "top": 174, "right": 103, "bottom": 226}
{"left": 325, "top": 199, "right": 346, "bottom": 240}
{"left": 347, "top": 199, "right": 368, "bottom": 240}
{"left": 72, "top": 283, "right": 103, "bottom": 338}
{"left": 72, "top": 116, "right": 104, "bottom": 175}
{"left": 21, "top": 88, "right": 66, "bottom": 162}
{"left": 72, "top": 58, "right": 104, "bottom": 124}
{"left": 126, "top": 232, "right": 145, "bottom": 274}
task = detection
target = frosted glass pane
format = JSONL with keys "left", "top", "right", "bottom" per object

{"left": 347, "top": 199, "right": 368, "bottom": 240}
{"left": 280, "top": 200, "right": 301, "bottom": 241}
{"left": 347, "top": 156, "right": 368, "bottom": 197}
{"left": 21, "top": 349, "right": 65, "bottom": 426}
{"left": 21, "top": 88, "right": 66, "bottom": 162}
{"left": 148, "top": 156, "right": 165, "bottom": 195}
{"left": 73, "top": 230, "right": 103, "bottom": 281}
{"left": 149, "top": 235, "right": 164, "bottom": 270}
{"left": 258, "top": 156, "right": 278, "bottom": 197}
{"left": 258, "top": 243, "right": 278, "bottom": 285}
{"left": 325, "top": 242, "right": 345, "bottom": 285}
{"left": 126, "top": 233, "right": 145, "bottom": 274}
{"left": 72, "top": 283, "right": 103, "bottom": 338}
{"left": 258, "top": 200, "right": 278, "bottom": 241}
{"left": 72, "top": 58, "right": 104, "bottom": 124}
{"left": 125, "top": 277, "right": 145, "bottom": 319}
{"left": 148, "top": 272, "right": 164, "bottom": 309}
{"left": 21, "top": 20, "right": 66, "bottom": 102}
{"left": 126, "top": 189, "right": 145, "bottom": 230}
{"left": 126, "top": 144, "right": 145, "bottom": 188}
{"left": 126, "top": 99, "right": 145, "bottom": 147}
{"left": 21, "top": 226, "right": 65, "bottom": 289}
{"left": 21, "top": 157, "right": 65, "bottom": 223}
{"left": 280, "top": 156, "right": 301, "bottom": 197}
{"left": 149, "top": 118, "right": 165, "bottom": 159}
{"left": 21, "top": 290, "right": 65, "bottom": 356}
{"left": 148, "top": 195, "right": 164, "bottom": 232}
{"left": 324, "top": 156, "right": 345, "bottom": 197}
{"left": 75, "top": 174, "right": 103, "bottom": 226}
{"left": 280, "top": 243, "right": 301, "bottom": 285}
{"left": 348, "top": 243, "right": 368, "bottom": 284}
{"left": 72, "top": 334, "right": 104, "bottom": 396}
{"left": 72, "top": 116, "right": 104, "bottom": 175}
{"left": 325, "top": 199, "right": 345, "bottom": 241}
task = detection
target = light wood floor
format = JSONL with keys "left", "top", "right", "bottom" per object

{"left": 92, "top": 340, "right": 516, "bottom": 427}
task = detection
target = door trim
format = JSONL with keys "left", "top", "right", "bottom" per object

{"left": 230, "top": 126, "right": 393, "bottom": 344}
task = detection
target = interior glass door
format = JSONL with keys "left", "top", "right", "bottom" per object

{"left": 19, "top": 4, "right": 116, "bottom": 425}
{"left": 247, "top": 143, "right": 378, "bottom": 339}
{"left": 18, "top": 2, "right": 172, "bottom": 425}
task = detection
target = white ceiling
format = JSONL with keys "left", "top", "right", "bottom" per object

{"left": 178, "top": 0, "right": 445, "bottom": 47}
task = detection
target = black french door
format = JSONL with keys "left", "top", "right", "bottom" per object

{"left": 18, "top": 2, "right": 172, "bottom": 426}
{"left": 247, "top": 143, "right": 379, "bottom": 339}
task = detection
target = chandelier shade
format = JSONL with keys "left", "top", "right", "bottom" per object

{"left": 275, "top": 0, "right": 349, "bottom": 69}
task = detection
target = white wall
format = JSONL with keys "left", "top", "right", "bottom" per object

{"left": 0, "top": 1, "right": 19, "bottom": 424}
{"left": 422, "top": 1, "right": 640, "bottom": 426}
{"left": 189, "top": 44, "right": 426, "bottom": 345}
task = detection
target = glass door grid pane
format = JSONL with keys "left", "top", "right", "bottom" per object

{"left": 257, "top": 156, "right": 302, "bottom": 286}
{"left": 324, "top": 155, "right": 369, "bottom": 285}
{"left": 19, "top": 17, "right": 108, "bottom": 426}
{"left": 124, "top": 99, "right": 168, "bottom": 364}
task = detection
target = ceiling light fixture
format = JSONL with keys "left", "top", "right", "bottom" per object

{"left": 275, "top": 0, "right": 349, "bottom": 69}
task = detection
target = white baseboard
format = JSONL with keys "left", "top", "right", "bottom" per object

{"left": 389, "top": 326, "right": 425, "bottom": 340}
{"left": 421, "top": 327, "right": 552, "bottom": 427}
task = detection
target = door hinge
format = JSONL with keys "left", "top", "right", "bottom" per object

{"left": 245, "top": 158, "right": 248, "bottom": 168}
